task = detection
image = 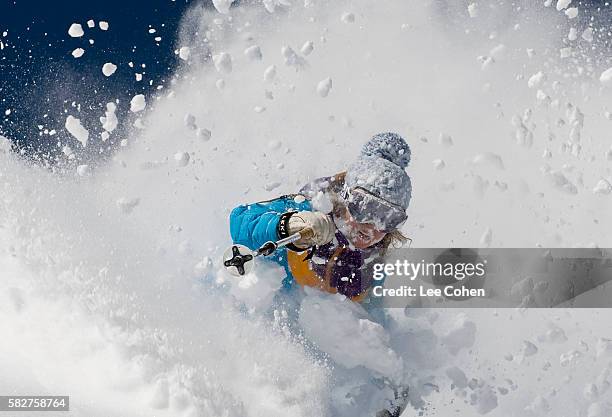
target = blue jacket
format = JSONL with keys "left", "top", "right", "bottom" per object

{"left": 229, "top": 195, "right": 312, "bottom": 288}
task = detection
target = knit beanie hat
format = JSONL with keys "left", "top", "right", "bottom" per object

{"left": 345, "top": 132, "right": 412, "bottom": 210}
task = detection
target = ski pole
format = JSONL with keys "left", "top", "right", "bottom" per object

{"left": 223, "top": 228, "right": 313, "bottom": 276}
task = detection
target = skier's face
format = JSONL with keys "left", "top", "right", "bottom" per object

{"left": 342, "top": 208, "right": 387, "bottom": 249}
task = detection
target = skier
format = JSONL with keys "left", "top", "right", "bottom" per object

{"left": 228, "top": 132, "right": 412, "bottom": 417}
{"left": 229, "top": 132, "right": 412, "bottom": 302}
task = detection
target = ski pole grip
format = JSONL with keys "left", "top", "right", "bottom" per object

{"left": 273, "top": 228, "right": 315, "bottom": 252}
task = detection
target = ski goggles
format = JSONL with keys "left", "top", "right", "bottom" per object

{"left": 343, "top": 186, "right": 408, "bottom": 232}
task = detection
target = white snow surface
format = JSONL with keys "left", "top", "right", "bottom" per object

{"left": 3, "top": 1, "right": 612, "bottom": 417}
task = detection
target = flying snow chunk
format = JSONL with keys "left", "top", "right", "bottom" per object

{"left": 582, "top": 27, "right": 593, "bottom": 42}
{"left": 281, "top": 46, "right": 306, "bottom": 69}
{"left": 317, "top": 77, "right": 332, "bottom": 97}
{"left": 432, "top": 159, "right": 445, "bottom": 170}
{"left": 301, "top": 41, "right": 314, "bottom": 56}
{"left": 71, "top": 48, "right": 85, "bottom": 58}
{"left": 556, "top": 0, "right": 571, "bottom": 10}
{"left": 560, "top": 349, "right": 582, "bottom": 366}
{"left": 341, "top": 12, "right": 355, "bottom": 23}
{"left": 68, "top": 23, "right": 84, "bottom": 38}
{"left": 130, "top": 94, "right": 146, "bottom": 112}
{"left": 263, "top": 0, "right": 291, "bottom": 13}
{"left": 467, "top": 3, "right": 479, "bottom": 18}
{"left": 536, "top": 89, "right": 551, "bottom": 105}
{"left": 265, "top": 181, "right": 281, "bottom": 191}
{"left": 62, "top": 145, "right": 74, "bottom": 158}
{"left": 474, "top": 385, "right": 498, "bottom": 414}
{"left": 547, "top": 170, "right": 578, "bottom": 194}
{"left": 565, "top": 7, "right": 578, "bottom": 18}
{"left": 184, "top": 113, "right": 197, "bottom": 130}
{"left": 99, "top": 21, "right": 109, "bottom": 30}
{"left": 478, "top": 55, "right": 494, "bottom": 71}
{"left": 480, "top": 227, "right": 493, "bottom": 247}
{"left": 527, "top": 71, "right": 546, "bottom": 88}
{"left": 471, "top": 152, "right": 504, "bottom": 169}
{"left": 87, "top": 19, "right": 95, "bottom": 28}
{"left": 65, "top": 115, "right": 89, "bottom": 147}
{"left": 264, "top": 65, "right": 277, "bottom": 82}
{"left": 116, "top": 197, "right": 140, "bottom": 214}
{"left": 100, "top": 102, "right": 118, "bottom": 132}
{"left": 174, "top": 152, "right": 190, "bottom": 167}
{"left": 537, "top": 324, "right": 567, "bottom": 343}
{"left": 244, "top": 45, "right": 262, "bottom": 61}
{"left": 76, "top": 164, "right": 90, "bottom": 176}
{"left": 522, "top": 340, "right": 539, "bottom": 357}
{"left": 102, "top": 62, "right": 117, "bottom": 77}
{"left": 599, "top": 67, "right": 612, "bottom": 87}
{"left": 593, "top": 179, "right": 612, "bottom": 195}
{"left": 178, "top": 46, "right": 190, "bottom": 61}
{"left": 213, "top": 52, "right": 232, "bottom": 73}
{"left": 212, "top": 0, "right": 236, "bottom": 14}
{"left": 196, "top": 128, "right": 211, "bottom": 141}
{"left": 311, "top": 191, "right": 333, "bottom": 213}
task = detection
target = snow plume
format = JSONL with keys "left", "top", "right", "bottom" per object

{"left": 3, "top": 1, "right": 612, "bottom": 417}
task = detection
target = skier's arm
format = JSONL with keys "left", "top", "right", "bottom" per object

{"left": 229, "top": 196, "right": 311, "bottom": 250}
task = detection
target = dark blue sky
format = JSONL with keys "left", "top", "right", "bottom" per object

{"left": 1, "top": 0, "right": 608, "bottom": 161}
{"left": 0, "top": 0, "right": 220, "bottom": 160}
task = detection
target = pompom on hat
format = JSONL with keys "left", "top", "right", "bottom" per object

{"left": 345, "top": 132, "right": 412, "bottom": 211}
{"left": 361, "top": 132, "right": 411, "bottom": 169}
